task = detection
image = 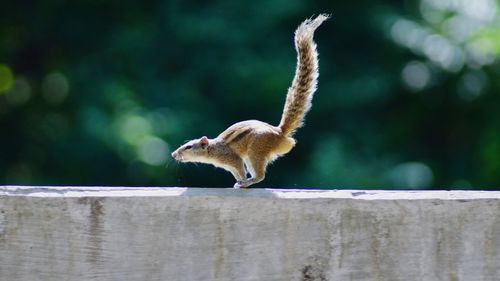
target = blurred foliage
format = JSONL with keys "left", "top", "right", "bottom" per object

{"left": 0, "top": 0, "right": 499, "bottom": 189}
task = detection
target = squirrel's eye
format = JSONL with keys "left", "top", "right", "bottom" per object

{"left": 185, "top": 145, "right": 193, "bottom": 150}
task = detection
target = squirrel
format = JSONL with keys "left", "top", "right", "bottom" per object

{"left": 171, "top": 14, "right": 329, "bottom": 188}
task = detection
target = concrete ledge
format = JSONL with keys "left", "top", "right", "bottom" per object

{"left": 1, "top": 186, "right": 500, "bottom": 281}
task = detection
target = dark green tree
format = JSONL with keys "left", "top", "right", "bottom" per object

{"left": 0, "top": 0, "right": 499, "bottom": 189}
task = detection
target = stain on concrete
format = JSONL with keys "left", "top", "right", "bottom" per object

{"left": 351, "top": 191, "right": 367, "bottom": 197}
{"left": 301, "top": 256, "right": 328, "bottom": 281}
{"left": 337, "top": 205, "right": 397, "bottom": 280}
{"left": 78, "top": 198, "right": 105, "bottom": 264}
{"left": 301, "top": 265, "right": 327, "bottom": 281}
{"left": 0, "top": 209, "right": 5, "bottom": 240}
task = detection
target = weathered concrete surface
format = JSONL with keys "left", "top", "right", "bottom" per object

{"left": 1, "top": 186, "right": 500, "bottom": 281}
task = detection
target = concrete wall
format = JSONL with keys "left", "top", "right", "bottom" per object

{"left": 1, "top": 186, "right": 500, "bottom": 281}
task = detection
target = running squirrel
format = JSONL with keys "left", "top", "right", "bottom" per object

{"left": 171, "top": 14, "right": 329, "bottom": 188}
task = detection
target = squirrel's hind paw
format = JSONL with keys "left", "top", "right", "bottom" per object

{"left": 233, "top": 180, "right": 249, "bottom": 189}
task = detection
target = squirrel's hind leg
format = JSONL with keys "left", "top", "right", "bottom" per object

{"left": 234, "top": 155, "right": 268, "bottom": 188}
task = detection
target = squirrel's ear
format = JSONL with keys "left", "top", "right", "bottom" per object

{"left": 200, "top": 136, "right": 209, "bottom": 148}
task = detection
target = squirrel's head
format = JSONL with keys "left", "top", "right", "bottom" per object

{"left": 171, "top": 136, "right": 210, "bottom": 163}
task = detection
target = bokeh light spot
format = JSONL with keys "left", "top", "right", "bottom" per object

{"left": 5, "top": 77, "right": 31, "bottom": 106}
{"left": 465, "top": 40, "right": 496, "bottom": 68}
{"left": 387, "top": 162, "right": 434, "bottom": 189}
{"left": 422, "top": 0, "right": 498, "bottom": 22}
{"left": 137, "top": 136, "right": 169, "bottom": 166}
{"left": 42, "top": 72, "right": 70, "bottom": 104}
{"left": 402, "top": 61, "right": 431, "bottom": 91}
{"left": 120, "top": 115, "right": 153, "bottom": 145}
{"left": 391, "top": 19, "right": 428, "bottom": 53}
{"left": 0, "top": 64, "right": 14, "bottom": 93}
{"left": 458, "top": 70, "right": 487, "bottom": 101}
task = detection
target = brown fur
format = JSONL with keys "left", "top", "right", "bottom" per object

{"left": 279, "top": 14, "right": 329, "bottom": 136}
{"left": 171, "top": 15, "right": 329, "bottom": 188}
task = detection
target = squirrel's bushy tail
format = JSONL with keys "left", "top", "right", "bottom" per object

{"left": 278, "top": 14, "right": 329, "bottom": 136}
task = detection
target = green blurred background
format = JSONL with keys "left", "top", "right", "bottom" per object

{"left": 0, "top": 0, "right": 499, "bottom": 189}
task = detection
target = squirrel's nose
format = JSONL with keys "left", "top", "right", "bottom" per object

{"left": 171, "top": 151, "right": 178, "bottom": 159}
